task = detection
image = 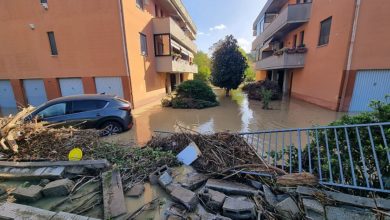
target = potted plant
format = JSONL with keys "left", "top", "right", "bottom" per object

{"left": 172, "top": 52, "right": 182, "bottom": 61}
{"left": 295, "top": 44, "right": 307, "bottom": 53}
{"left": 286, "top": 48, "right": 297, "bottom": 54}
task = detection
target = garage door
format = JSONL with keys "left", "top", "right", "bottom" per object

{"left": 0, "top": 80, "right": 17, "bottom": 115}
{"left": 349, "top": 70, "right": 390, "bottom": 112}
{"left": 23, "top": 79, "right": 47, "bottom": 107}
{"left": 95, "top": 77, "right": 124, "bottom": 98}
{"left": 59, "top": 78, "right": 84, "bottom": 97}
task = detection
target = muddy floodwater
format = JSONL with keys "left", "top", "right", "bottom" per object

{"left": 106, "top": 88, "right": 344, "bottom": 145}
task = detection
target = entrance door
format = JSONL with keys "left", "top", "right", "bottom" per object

{"left": 59, "top": 78, "right": 84, "bottom": 96}
{"left": 23, "top": 79, "right": 47, "bottom": 106}
{"left": 0, "top": 80, "right": 17, "bottom": 115}
{"left": 95, "top": 77, "right": 124, "bottom": 98}
{"left": 349, "top": 70, "right": 390, "bottom": 112}
{"left": 170, "top": 74, "right": 177, "bottom": 91}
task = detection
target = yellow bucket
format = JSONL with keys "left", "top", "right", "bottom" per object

{"left": 68, "top": 148, "right": 83, "bottom": 161}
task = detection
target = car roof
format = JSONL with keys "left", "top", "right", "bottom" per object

{"left": 46, "top": 94, "right": 115, "bottom": 104}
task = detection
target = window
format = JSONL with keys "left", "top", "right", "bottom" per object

{"left": 40, "top": 0, "right": 47, "bottom": 3}
{"left": 136, "top": 0, "right": 144, "bottom": 10}
{"left": 140, "top": 33, "right": 148, "bottom": 56}
{"left": 72, "top": 100, "right": 108, "bottom": 113}
{"left": 293, "top": 34, "right": 297, "bottom": 48}
{"left": 256, "top": 16, "right": 265, "bottom": 36}
{"left": 299, "top": 31, "right": 305, "bottom": 46}
{"left": 37, "top": 103, "right": 66, "bottom": 118}
{"left": 318, "top": 17, "right": 332, "bottom": 46}
{"left": 47, "top": 32, "right": 58, "bottom": 55}
{"left": 154, "top": 34, "right": 171, "bottom": 56}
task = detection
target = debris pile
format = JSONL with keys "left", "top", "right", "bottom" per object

{"left": 146, "top": 132, "right": 285, "bottom": 176}
{"left": 0, "top": 107, "right": 99, "bottom": 160}
{"left": 0, "top": 114, "right": 389, "bottom": 219}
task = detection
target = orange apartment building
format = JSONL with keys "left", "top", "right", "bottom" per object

{"left": 0, "top": 0, "right": 198, "bottom": 114}
{"left": 252, "top": 0, "right": 390, "bottom": 112}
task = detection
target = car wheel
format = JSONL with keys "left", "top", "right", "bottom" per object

{"left": 100, "top": 121, "right": 123, "bottom": 136}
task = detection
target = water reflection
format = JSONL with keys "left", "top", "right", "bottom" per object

{"left": 107, "top": 88, "right": 343, "bottom": 145}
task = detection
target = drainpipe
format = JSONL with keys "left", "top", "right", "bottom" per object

{"left": 118, "top": 0, "right": 135, "bottom": 107}
{"left": 339, "top": 0, "right": 361, "bottom": 111}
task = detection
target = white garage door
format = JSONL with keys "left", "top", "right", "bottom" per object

{"left": 0, "top": 80, "right": 17, "bottom": 115}
{"left": 23, "top": 79, "right": 47, "bottom": 107}
{"left": 95, "top": 77, "right": 124, "bottom": 98}
{"left": 59, "top": 78, "right": 84, "bottom": 97}
{"left": 349, "top": 70, "right": 390, "bottom": 112}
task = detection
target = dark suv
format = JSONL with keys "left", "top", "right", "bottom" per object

{"left": 24, "top": 94, "right": 133, "bottom": 135}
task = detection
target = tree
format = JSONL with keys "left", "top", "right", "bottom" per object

{"left": 239, "top": 48, "right": 256, "bottom": 82}
{"left": 210, "top": 35, "right": 248, "bottom": 96}
{"left": 193, "top": 51, "right": 211, "bottom": 82}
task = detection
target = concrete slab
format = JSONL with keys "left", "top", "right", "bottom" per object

{"left": 325, "top": 206, "right": 376, "bottom": 220}
{"left": 102, "top": 170, "right": 126, "bottom": 219}
{"left": 302, "top": 198, "right": 325, "bottom": 220}
{"left": 222, "top": 197, "right": 256, "bottom": 219}
{"left": 297, "top": 186, "right": 390, "bottom": 210}
{"left": 205, "top": 179, "right": 258, "bottom": 196}
{"left": 42, "top": 178, "right": 74, "bottom": 197}
{"left": 274, "top": 197, "right": 300, "bottom": 220}
{"left": 0, "top": 166, "right": 64, "bottom": 180}
{"left": 158, "top": 171, "right": 173, "bottom": 188}
{"left": 198, "top": 187, "right": 227, "bottom": 211}
{"left": 0, "top": 202, "right": 100, "bottom": 220}
{"left": 0, "top": 159, "right": 110, "bottom": 169}
{"left": 263, "top": 185, "right": 278, "bottom": 206}
{"left": 170, "top": 185, "right": 198, "bottom": 210}
{"left": 125, "top": 183, "right": 145, "bottom": 197}
{"left": 11, "top": 185, "right": 43, "bottom": 203}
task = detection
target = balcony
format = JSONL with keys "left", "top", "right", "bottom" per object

{"left": 255, "top": 52, "right": 306, "bottom": 70}
{"left": 152, "top": 17, "right": 197, "bottom": 53}
{"left": 252, "top": 3, "right": 312, "bottom": 50}
{"left": 156, "top": 56, "right": 198, "bottom": 73}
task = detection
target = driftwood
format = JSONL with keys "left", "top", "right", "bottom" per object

{"left": 0, "top": 106, "right": 34, "bottom": 153}
{"left": 276, "top": 172, "right": 318, "bottom": 186}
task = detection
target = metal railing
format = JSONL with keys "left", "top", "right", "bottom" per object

{"left": 239, "top": 122, "right": 390, "bottom": 193}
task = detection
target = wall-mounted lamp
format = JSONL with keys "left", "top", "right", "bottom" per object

{"left": 29, "top": 24, "right": 36, "bottom": 30}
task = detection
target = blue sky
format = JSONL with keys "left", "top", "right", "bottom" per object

{"left": 182, "top": 0, "right": 267, "bottom": 53}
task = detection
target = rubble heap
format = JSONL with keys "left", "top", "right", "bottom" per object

{"left": 146, "top": 132, "right": 285, "bottom": 176}
{"left": 0, "top": 107, "right": 100, "bottom": 161}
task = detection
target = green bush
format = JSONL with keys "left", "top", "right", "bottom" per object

{"left": 172, "top": 97, "right": 219, "bottom": 109}
{"left": 242, "top": 80, "right": 281, "bottom": 101}
{"left": 175, "top": 80, "right": 217, "bottom": 103}
{"left": 261, "top": 88, "right": 273, "bottom": 109}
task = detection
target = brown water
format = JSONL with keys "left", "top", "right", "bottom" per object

{"left": 105, "top": 88, "right": 344, "bottom": 145}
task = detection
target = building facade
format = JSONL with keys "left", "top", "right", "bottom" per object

{"left": 0, "top": 0, "right": 198, "bottom": 114}
{"left": 252, "top": 0, "right": 390, "bottom": 111}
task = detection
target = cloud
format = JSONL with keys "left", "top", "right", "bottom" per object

{"left": 237, "top": 38, "right": 251, "bottom": 53}
{"left": 209, "top": 24, "right": 227, "bottom": 31}
{"left": 198, "top": 32, "right": 205, "bottom": 35}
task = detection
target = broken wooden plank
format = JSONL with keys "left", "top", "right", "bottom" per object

{"left": 0, "top": 159, "right": 110, "bottom": 169}
{"left": 102, "top": 169, "right": 127, "bottom": 219}
{"left": 0, "top": 166, "right": 64, "bottom": 180}
{"left": 0, "top": 202, "right": 100, "bottom": 220}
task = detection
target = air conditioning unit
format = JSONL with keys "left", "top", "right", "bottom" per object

{"left": 41, "top": 3, "right": 48, "bottom": 10}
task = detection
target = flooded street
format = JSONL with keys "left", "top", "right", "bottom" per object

{"left": 108, "top": 88, "right": 344, "bottom": 145}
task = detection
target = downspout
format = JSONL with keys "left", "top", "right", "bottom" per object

{"left": 118, "top": 0, "right": 135, "bottom": 107}
{"left": 338, "top": 0, "right": 361, "bottom": 111}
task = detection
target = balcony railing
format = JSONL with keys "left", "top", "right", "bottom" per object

{"left": 255, "top": 51, "right": 306, "bottom": 70}
{"left": 156, "top": 56, "right": 198, "bottom": 73}
{"left": 252, "top": 3, "right": 312, "bottom": 50}
{"left": 152, "top": 17, "right": 197, "bottom": 53}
